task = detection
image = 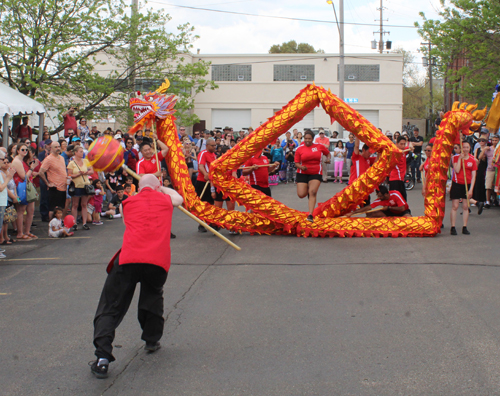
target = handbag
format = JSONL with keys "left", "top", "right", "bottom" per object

{"left": 26, "top": 181, "right": 39, "bottom": 202}
{"left": 68, "top": 180, "right": 76, "bottom": 196}
{"left": 16, "top": 180, "right": 28, "bottom": 205}
{"left": 3, "top": 206, "right": 17, "bottom": 224}
{"left": 73, "top": 161, "right": 95, "bottom": 195}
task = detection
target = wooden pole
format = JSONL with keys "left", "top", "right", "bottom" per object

{"left": 200, "top": 181, "right": 209, "bottom": 198}
{"left": 459, "top": 138, "right": 470, "bottom": 208}
{"left": 122, "top": 165, "right": 241, "bottom": 251}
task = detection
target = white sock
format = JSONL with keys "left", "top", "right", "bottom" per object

{"left": 486, "top": 201, "right": 490, "bottom": 205}
{"left": 97, "top": 358, "right": 109, "bottom": 366}
{"left": 113, "top": 214, "right": 122, "bottom": 218}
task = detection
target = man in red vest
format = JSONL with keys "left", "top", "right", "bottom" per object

{"left": 90, "top": 174, "right": 183, "bottom": 379}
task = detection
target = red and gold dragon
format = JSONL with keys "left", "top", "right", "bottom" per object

{"left": 128, "top": 78, "right": 485, "bottom": 237}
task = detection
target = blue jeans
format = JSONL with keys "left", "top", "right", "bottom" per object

{"left": 410, "top": 153, "right": 422, "bottom": 182}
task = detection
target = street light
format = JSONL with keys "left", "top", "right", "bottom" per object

{"left": 326, "top": 0, "right": 344, "bottom": 136}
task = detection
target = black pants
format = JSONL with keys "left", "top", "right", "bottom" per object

{"left": 389, "top": 180, "right": 407, "bottom": 202}
{"left": 195, "top": 179, "right": 214, "bottom": 205}
{"left": 39, "top": 179, "right": 49, "bottom": 219}
{"left": 93, "top": 256, "right": 168, "bottom": 362}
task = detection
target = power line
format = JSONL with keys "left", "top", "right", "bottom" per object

{"left": 153, "top": 2, "right": 418, "bottom": 29}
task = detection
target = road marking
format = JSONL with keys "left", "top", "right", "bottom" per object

{"left": 1, "top": 257, "right": 60, "bottom": 261}
{"left": 0, "top": 292, "right": 11, "bottom": 295}
{"left": 36, "top": 237, "right": 92, "bottom": 240}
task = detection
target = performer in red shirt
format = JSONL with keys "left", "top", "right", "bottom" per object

{"left": 420, "top": 144, "right": 432, "bottom": 197}
{"left": 388, "top": 135, "right": 408, "bottom": 201}
{"left": 90, "top": 174, "right": 183, "bottom": 379}
{"left": 348, "top": 137, "right": 376, "bottom": 185}
{"left": 195, "top": 138, "right": 217, "bottom": 232}
{"left": 450, "top": 140, "right": 483, "bottom": 235}
{"left": 347, "top": 185, "right": 411, "bottom": 217}
{"left": 243, "top": 151, "right": 279, "bottom": 197}
{"left": 136, "top": 134, "right": 169, "bottom": 177}
{"left": 294, "top": 130, "right": 331, "bottom": 222}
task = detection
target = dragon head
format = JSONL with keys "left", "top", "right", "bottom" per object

{"left": 446, "top": 102, "right": 487, "bottom": 138}
{"left": 128, "top": 79, "right": 177, "bottom": 134}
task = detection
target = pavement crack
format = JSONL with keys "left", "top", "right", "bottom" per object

{"left": 101, "top": 344, "right": 143, "bottom": 395}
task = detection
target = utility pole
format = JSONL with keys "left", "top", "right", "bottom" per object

{"left": 327, "top": 0, "right": 344, "bottom": 135}
{"left": 379, "top": 0, "right": 383, "bottom": 53}
{"left": 421, "top": 42, "right": 434, "bottom": 122}
{"left": 372, "top": 0, "right": 390, "bottom": 53}
{"left": 130, "top": 0, "right": 139, "bottom": 94}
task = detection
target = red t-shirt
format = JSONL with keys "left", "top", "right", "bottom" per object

{"left": 119, "top": 188, "right": 173, "bottom": 272}
{"left": 389, "top": 154, "right": 407, "bottom": 181}
{"left": 452, "top": 154, "right": 477, "bottom": 185}
{"left": 349, "top": 152, "right": 376, "bottom": 184}
{"left": 371, "top": 190, "right": 409, "bottom": 214}
{"left": 422, "top": 158, "right": 430, "bottom": 178}
{"left": 244, "top": 155, "right": 270, "bottom": 188}
{"left": 294, "top": 143, "right": 330, "bottom": 175}
{"left": 196, "top": 150, "right": 217, "bottom": 182}
{"left": 136, "top": 151, "right": 165, "bottom": 175}
{"left": 63, "top": 114, "right": 78, "bottom": 137}
{"left": 15, "top": 125, "right": 32, "bottom": 139}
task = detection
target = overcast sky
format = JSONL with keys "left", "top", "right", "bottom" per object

{"left": 148, "top": 0, "right": 443, "bottom": 64}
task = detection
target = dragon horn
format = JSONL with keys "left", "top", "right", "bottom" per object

{"left": 466, "top": 103, "right": 478, "bottom": 113}
{"left": 459, "top": 102, "right": 467, "bottom": 110}
{"left": 156, "top": 78, "right": 171, "bottom": 94}
{"left": 452, "top": 102, "right": 460, "bottom": 111}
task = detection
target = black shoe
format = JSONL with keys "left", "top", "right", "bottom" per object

{"left": 198, "top": 225, "right": 207, "bottom": 233}
{"left": 440, "top": 223, "right": 444, "bottom": 229}
{"left": 477, "top": 202, "right": 484, "bottom": 215}
{"left": 306, "top": 214, "right": 314, "bottom": 222}
{"left": 170, "top": 232, "right": 176, "bottom": 239}
{"left": 41, "top": 217, "right": 50, "bottom": 222}
{"left": 145, "top": 342, "right": 161, "bottom": 353}
{"left": 485, "top": 203, "right": 491, "bottom": 209}
{"left": 72, "top": 225, "right": 78, "bottom": 231}
{"left": 31, "top": 222, "right": 37, "bottom": 228}
{"left": 89, "top": 360, "right": 108, "bottom": 379}
{"left": 450, "top": 227, "right": 457, "bottom": 235}
{"left": 462, "top": 227, "right": 470, "bottom": 235}
{"left": 83, "top": 224, "right": 90, "bottom": 230}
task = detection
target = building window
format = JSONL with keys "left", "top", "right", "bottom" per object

{"left": 274, "top": 65, "right": 315, "bottom": 81}
{"left": 338, "top": 65, "right": 380, "bottom": 81}
{"left": 212, "top": 65, "right": 252, "bottom": 81}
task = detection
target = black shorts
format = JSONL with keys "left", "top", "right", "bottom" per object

{"left": 389, "top": 180, "right": 407, "bottom": 201}
{"left": 382, "top": 208, "right": 412, "bottom": 217}
{"left": 450, "top": 181, "right": 470, "bottom": 200}
{"left": 187, "top": 162, "right": 194, "bottom": 169}
{"left": 251, "top": 185, "right": 272, "bottom": 197}
{"left": 195, "top": 180, "right": 214, "bottom": 205}
{"left": 296, "top": 173, "right": 322, "bottom": 184}
{"left": 48, "top": 187, "right": 67, "bottom": 212}
{"left": 214, "top": 190, "right": 231, "bottom": 202}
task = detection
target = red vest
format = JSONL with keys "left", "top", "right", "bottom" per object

{"left": 118, "top": 188, "right": 173, "bottom": 272}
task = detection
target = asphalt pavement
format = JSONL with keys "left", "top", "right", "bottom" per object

{"left": 1, "top": 181, "right": 500, "bottom": 396}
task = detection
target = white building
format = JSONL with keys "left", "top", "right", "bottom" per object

{"left": 190, "top": 53, "right": 403, "bottom": 136}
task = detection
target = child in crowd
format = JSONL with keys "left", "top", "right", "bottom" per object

{"left": 48, "top": 207, "right": 73, "bottom": 238}
{"left": 123, "top": 175, "right": 136, "bottom": 195}
{"left": 163, "top": 176, "right": 171, "bottom": 188}
{"left": 105, "top": 185, "right": 127, "bottom": 219}
{"left": 123, "top": 183, "right": 133, "bottom": 198}
{"left": 92, "top": 179, "right": 104, "bottom": 225}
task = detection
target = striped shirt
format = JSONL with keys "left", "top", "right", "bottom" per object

{"left": 41, "top": 154, "right": 68, "bottom": 191}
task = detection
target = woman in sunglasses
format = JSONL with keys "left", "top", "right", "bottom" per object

{"left": 12, "top": 143, "right": 38, "bottom": 240}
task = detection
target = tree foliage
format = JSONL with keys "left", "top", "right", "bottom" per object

{"left": 416, "top": 0, "right": 500, "bottom": 107}
{"left": 0, "top": 0, "right": 217, "bottom": 131}
{"left": 269, "top": 40, "right": 324, "bottom": 54}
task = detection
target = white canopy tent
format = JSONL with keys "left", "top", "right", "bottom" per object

{"left": 0, "top": 84, "right": 46, "bottom": 148}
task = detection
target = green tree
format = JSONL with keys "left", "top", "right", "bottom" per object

{"left": 269, "top": 40, "right": 325, "bottom": 54}
{"left": 416, "top": 0, "right": 500, "bottom": 107}
{"left": 0, "top": 0, "right": 217, "bottom": 132}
